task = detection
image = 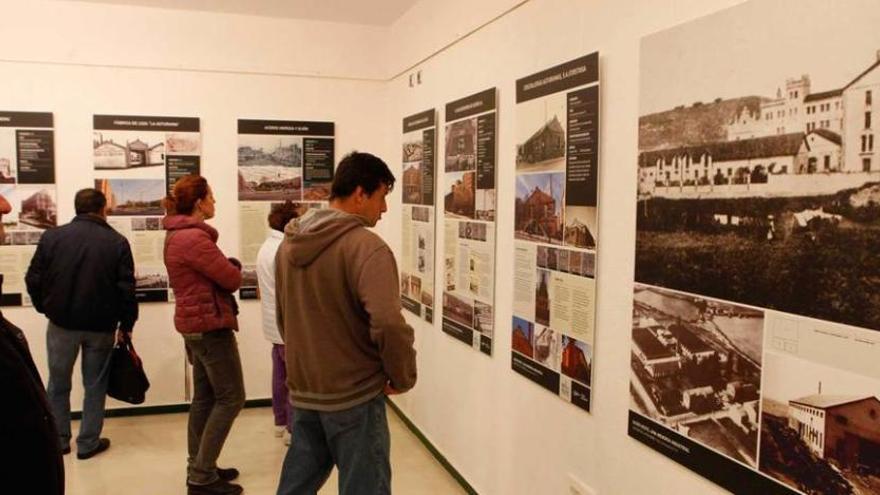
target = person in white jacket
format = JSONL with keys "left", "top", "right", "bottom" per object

{"left": 255, "top": 201, "right": 299, "bottom": 444}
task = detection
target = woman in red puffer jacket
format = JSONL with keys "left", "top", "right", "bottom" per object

{"left": 162, "top": 175, "right": 245, "bottom": 495}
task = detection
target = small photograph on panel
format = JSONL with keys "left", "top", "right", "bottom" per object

{"left": 569, "top": 250, "right": 584, "bottom": 276}
{"left": 473, "top": 222, "right": 487, "bottom": 242}
{"left": 136, "top": 269, "right": 168, "bottom": 290}
{"left": 420, "top": 286, "right": 433, "bottom": 308}
{"left": 534, "top": 325, "right": 560, "bottom": 371}
{"left": 238, "top": 134, "right": 303, "bottom": 201}
{"left": 581, "top": 250, "right": 596, "bottom": 278}
{"left": 166, "top": 132, "right": 201, "bottom": 155}
{"left": 402, "top": 161, "right": 422, "bottom": 205}
{"left": 445, "top": 256, "right": 455, "bottom": 292}
{"left": 546, "top": 248, "right": 558, "bottom": 271}
{"left": 561, "top": 335, "right": 592, "bottom": 386}
{"left": 445, "top": 171, "right": 476, "bottom": 219}
{"left": 474, "top": 300, "right": 493, "bottom": 338}
{"left": 557, "top": 249, "right": 570, "bottom": 274}
{"left": 759, "top": 351, "right": 880, "bottom": 495}
{"left": 512, "top": 316, "right": 535, "bottom": 358}
{"left": 442, "top": 292, "right": 473, "bottom": 328}
{"left": 25, "top": 230, "right": 42, "bottom": 245}
{"left": 564, "top": 206, "right": 597, "bottom": 250}
{"left": 536, "top": 245, "right": 549, "bottom": 268}
{"left": 405, "top": 275, "right": 422, "bottom": 302}
{"left": 411, "top": 205, "right": 430, "bottom": 222}
{"left": 303, "top": 180, "right": 332, "bottom": 202}
{"left": 445, "top": 118, "right": 477, "bottom": 172}
{"left": 0, "top": 185, "right": 56, "bottom": 232}
{"left": 241, "top": 268, "right": 258, "bottom": 288}
{"left": 400, "top": 274, "right": 411, "bottom": 299}
{"left": 94, "top": 131, "right": 165, "bottom": 170}
{"left": 475, "top": 189, "right": 496, "bottom": 221}
{"left": 402, "top": 137, "right": 423, "bottom": 165}
{"left": 516, "top": 91, "right": 566, "bottom": 172}
{"left": 96, "top": 179, "right": 164, "bottom": 216}
{"left": 132, "top": 217, "right": 163, "bottom": 231}
{"left": 0, "top": 130, "right": 17, "bottom": 184}
{"left": 535, "top": 269, "right": 551, "bottom": 326}
{"left": 11, "top": 231, "right": 27, "bottom": 245}
{"left": 630, "top": 283, "right": 764, "bottom": 467}
{"left": 515, "top": 172, "right": 564, "bottom": 245}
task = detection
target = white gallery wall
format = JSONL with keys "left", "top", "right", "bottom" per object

{"left": 0, "top": 0, "right": 390, "bottom": 407}
{"left": 0, "top": 0, "right": 793, "bottom": 494}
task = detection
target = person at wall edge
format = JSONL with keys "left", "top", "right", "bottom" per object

{"left": 275, "top": 151, "right": 417, "bottom": 495}
{"left": 25, "top": 188, "right": 138, "bottom": 460}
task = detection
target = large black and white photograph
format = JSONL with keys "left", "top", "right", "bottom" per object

{"left": 238, "top": 134, "right": 303, "bottom": 201}
{"left": 516, "top": 92, "right": 566, "bottom": 173}
{"left": 630, "top": 283, "right": 764, "bottom": 467}
{"left": 95, "top": 179, "right": 165, "bottom": 216}
{"left": 93, "top": 131, "right": 165, "bottom": 170}
{"left": 636, "top": 0, "right": 880, "bottom": 332}
{"left": 759, "top": 351, "right": 880, "bottom": 495}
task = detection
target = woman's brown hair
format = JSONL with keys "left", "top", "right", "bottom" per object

{"left": 164, "top": 174, "right": 209, "bottom": 215}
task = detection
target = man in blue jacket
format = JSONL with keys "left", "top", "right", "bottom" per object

{"left": 26, "top": 188, "right": 138, "bottom": 459}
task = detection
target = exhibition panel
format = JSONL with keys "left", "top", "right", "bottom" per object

{"left": 93, "top": 114, "right": 201, "bottom": 303}
{"left": 0, "top": 111, "right": 56, "bottom": 307}
{"left": 511, "top": 53, "right": 600, "bottom": 412}
{"left": 400, "top": 109, "right": 438, "bottom": 323}
{"left": 629, "top": 1, "right": 880, "bottom": 493}
{"left": 236, "top": 119, "right": 335, "bottom": 299}
{"left": 441, "top": 88, "right": 498, "bottom": 355}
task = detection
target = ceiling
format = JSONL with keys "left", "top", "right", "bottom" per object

{"left": 49, "top": 0, "right": 419, "bottom": 26}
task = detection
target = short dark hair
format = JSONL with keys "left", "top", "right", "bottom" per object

{"left": 75, "top": 188, "right": 107, "bottom": 215}
{"left": 330, "top": 152, "right": 395, "bottom": 200}
{"left": 268, "top": 201, "right": 299, "bottom": 232}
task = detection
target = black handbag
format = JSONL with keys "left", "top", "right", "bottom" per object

{"left": 107, "top": 333, "right": 150, "bottom": 404}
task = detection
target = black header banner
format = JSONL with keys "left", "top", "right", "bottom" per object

{"left": 94, "top": 115, "right": 200, "bottom": 132}
{"left": 238, "top": 119, "right": 334, "bottom": 137}
{"left": 516, "top": 52, "right": 599, "bottom": 104}
{"left": 403, "top": 109, "right": 436, "bottom": 133}
{"left": 0, "top": 111, "right": 53, "bottom": 128}
{"left": 512, "top": 353, "right": 560, "bottom": 393}
{"left": 445, "top": 88, "right": 497, "bottom": 123}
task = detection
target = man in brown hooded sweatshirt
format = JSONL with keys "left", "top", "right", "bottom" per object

{"left": 275, "top": 151, "right": 417, "bottom": 495}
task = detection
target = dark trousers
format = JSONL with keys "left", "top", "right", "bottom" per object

{"left": 184, "top": 329, "right": 246, "bottom": 485}
{"left": 45, "top": 321, "right": 114, "bottom": 453}
{"left": 276, "top": 394, "right": 391, "bottom": 495}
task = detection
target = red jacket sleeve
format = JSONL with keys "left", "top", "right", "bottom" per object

{"left": 182, "top": 230, "right": 242, "bottom": 292}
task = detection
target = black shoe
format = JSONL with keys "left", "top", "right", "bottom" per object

{"left": 217, "top": 468, "right": 239, "bottom": 481}
{"left": 77, "top": 438, "right": 111, "bottom": 460}
{"left": 187, "top": 479, "right": 243, "bottom": 495}
{"left": 61, "top": 446, "right": 71, "bottom": 455}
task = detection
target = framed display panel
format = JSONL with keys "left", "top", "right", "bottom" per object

{"left": 441, "top": 88, "right": 498, "bottom": 355}
{"left": 0, "top": 111, "right": 56, "bottom": 306}
{"left": 236, "top": 119, "right": 335, "bottom": 299}
{"left": 94, "top": 114, "right": 202, "bottom": 303}
{"left": 400, "top": 109, "right": 438, "bottom": 323}
{"left": 512, "top": 53, "right": 600, "bottom": 412}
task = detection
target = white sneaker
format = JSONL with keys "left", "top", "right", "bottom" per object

{"left": 274, "top": 425, "right": 286, "bottom": 438}
{"left": 283, "top": 430, "right": 291, "bottom": 446}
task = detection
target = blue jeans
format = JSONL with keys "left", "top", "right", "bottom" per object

{"left": 45, "top": 321, "right": 115, "bottom": 453}
{"left": 277, "top": 394, "right": 391, "bottom": 495}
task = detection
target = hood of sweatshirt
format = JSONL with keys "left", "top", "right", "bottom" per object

{"left": 283, "top": 208, "right": 368, "bottom": 267}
